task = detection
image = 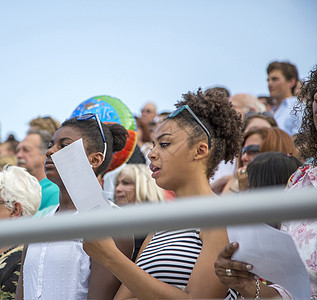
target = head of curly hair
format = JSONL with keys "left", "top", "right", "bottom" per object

{"left": 294, "top": 66, "right": 317, "bottom": 164}
{"left": 170, "top": 88, "right": 243, "bottom": 178}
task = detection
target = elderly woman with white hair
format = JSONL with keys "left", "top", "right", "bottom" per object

{"left": 0, "top": 165, "right": 41, "bottom": 299}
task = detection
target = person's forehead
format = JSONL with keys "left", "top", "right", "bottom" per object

{"left": 248, "top": 118, "right": 271, "bottom": 128}
{"left": 143, "top": 103, "right": 155, "bottom": 111}
{"left": 20, "top": 134, "right": 41, "bottom": 148}
{"left": 245, "top": 134, "right": 262, "bottom": 145}
{"left": 0, "top": 143, "right": 8, "bottom": 150}
{"left": 268, "top": 69, "right": 285, "bottom": 78}
{"left": 53, "top": 126, "right": 81, "bottom": 140}
{"left": 154, "top": 119, "right": 182, "bottom": 137}
{"left": 231, "top": 95, "right": 247, "bottom": 107}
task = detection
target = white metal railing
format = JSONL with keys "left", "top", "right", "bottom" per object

{"left": 0, "top": 187, "right": 316, "bottom": 247}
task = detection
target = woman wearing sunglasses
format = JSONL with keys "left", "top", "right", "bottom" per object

{"left": 83, "top": 89, "right": 247, "bottom": 299}
{"left": 240, "top": 127, "right": 298, "bottom": 167}
{"left": 222, "top": 127, "right": 300, "bottom": 194}
{"left": 16, "top": 115, "right": 133, "bottom": 300}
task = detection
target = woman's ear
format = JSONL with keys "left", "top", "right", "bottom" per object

{"left": 193, "top": 142, "right": 209, "bottom": 161}
{"left": 11, "top": 202, "right": 23, "bottom": 218}
{"left": 88, "top": 152, "right": 104, "bottom": 169}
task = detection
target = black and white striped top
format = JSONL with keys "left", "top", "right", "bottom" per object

{"left": 224, "top": 288, "right": 239, "bottom": 300}
{"left": 136, "top": 228, "right": 202, "bottom": 289}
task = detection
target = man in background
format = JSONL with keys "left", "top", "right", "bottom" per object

{"left": 16, "top": 129, "right": 59, "bottom": 212}
{"left": 267, "top": 61, "right": 302, "bottom": 136}
{"left": 0, "top": 134, "right": 19, "bottom": 169}
{"left": 140, "top": 102, "right": 157, "bottom": 124}
{"left": 230, "top": 93, "right": 266, "bottom": 119}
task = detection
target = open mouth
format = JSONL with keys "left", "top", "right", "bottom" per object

{"left": 150, "top": 164, "right": 161, "bottom": 178}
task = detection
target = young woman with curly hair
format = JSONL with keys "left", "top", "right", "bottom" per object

{"left": 282, "top": 66, "right": 317, "bottom": 297}
{"left": 294, "top": 67, "right": 317, "bottom": 165}
{"left": 84, "top": 88, "right": 244, "bottom": 299}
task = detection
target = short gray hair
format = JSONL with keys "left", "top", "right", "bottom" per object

{"left": 0, "top": 165, "right": 41, "bottom": 216}
{"left": 27, "top": 129, "right": 52, "bottom": 154}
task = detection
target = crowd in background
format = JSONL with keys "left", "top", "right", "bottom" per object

{"left": 0, "top": 60, "right": 316, "bottom": 299}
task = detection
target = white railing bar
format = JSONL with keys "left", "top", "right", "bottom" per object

{"left": 0, "top": 187, "right": 316, "bottom": 247}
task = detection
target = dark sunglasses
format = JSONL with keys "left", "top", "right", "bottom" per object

{"left": 77, "top": 113, "right": 107, "bottom": 161}
{"left": 241, "top": 144, "right": 261, "bottom": 156}
{"left": 168, "top": 105, "right": 211, "bottom": 149}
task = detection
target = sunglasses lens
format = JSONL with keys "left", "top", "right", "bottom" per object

{"left": 242, "top": 145, "right": 260, "bottom": 155}
{"left": 77, "top": 113, "right": 95, "bottom": 121}
{"left": 169, "top": 106, "right": 187, "bottom": 118}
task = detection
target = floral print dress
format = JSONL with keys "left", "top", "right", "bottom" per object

{"left": 280, "top": 164, "right": 317, "bottom": 297}
{"left": 0, "top": 245, "right": 23, "bottom": 300}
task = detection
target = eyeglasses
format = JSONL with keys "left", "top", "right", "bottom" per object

{"left": 141, "top": 109, "right": 153, "bottom": 114}
{"left": 168, "top": 105, "right": 211, "bottom": 149}
{"left": 241, "top": 144, "right": 261, "bottom": 156}
{"left": 77, "top": 113, "right": 107, "bottom": 161}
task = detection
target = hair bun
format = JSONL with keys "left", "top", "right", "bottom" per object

{"left": 107, "top": 123, "right": 128, "bottom": 152}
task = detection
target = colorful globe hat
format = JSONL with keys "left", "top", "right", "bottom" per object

{"left": 70, "top": 95, "right": 137, "bottom": 172}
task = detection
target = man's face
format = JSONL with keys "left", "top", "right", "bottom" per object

{"left": 0, "top": 143, "right": 10, "bottom": 157}
{"left": 16, "top": 134, "right": 45, "bottom": 176}
{"left": 267, "top": 69, "right": 294, "bottom": 100}
{"left": 141, "top": 103, "right": 156, "bottom": 123}
{"left": 230, "top": 95, "right": 248, "bottom": 119}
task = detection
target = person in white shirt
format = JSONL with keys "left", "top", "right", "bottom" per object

{"left": 16, "top": 115, "right": 133, "bottom": 300}
{"left": 267, "top": 61, "right": 303, "bottom": 137}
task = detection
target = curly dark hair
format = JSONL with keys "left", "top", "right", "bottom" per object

{"left": 294, "top": 66, "right": 317, "bottom": 165}
{"left": 172, "top": 88, "right": 243, "bottom": 178}
{"left": 61, "top": 117, "right": 128, "bottom": 175}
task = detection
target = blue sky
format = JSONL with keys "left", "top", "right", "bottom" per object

{"left": 1, "top": 0, "right": 317, "bottom": 141}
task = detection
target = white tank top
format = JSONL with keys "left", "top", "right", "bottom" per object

{"left": 23, "top": 206, "right": 90, "bottom": 300}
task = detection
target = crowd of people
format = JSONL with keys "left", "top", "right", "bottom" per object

{"left": 0, "top": 60, "right": 316, "bottom": 299}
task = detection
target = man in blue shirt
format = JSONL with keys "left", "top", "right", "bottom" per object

{"left": 267, "top": 61, "right": 303, "bottom": 137}
{"left": 16, "top": 129, "right": 59, "bottom": 213}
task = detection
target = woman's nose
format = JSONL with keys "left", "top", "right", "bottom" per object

{"left": 148, "top": 148, "right": 157, "bottom": 161}
{"left": 115, "top": 183, "right": 123, "bottom": 192}
{"left": 241, "top": 153, "right": 249, "bottom": 166}
{"left": 46, "top": 145, "right": 56, "bottom": 158}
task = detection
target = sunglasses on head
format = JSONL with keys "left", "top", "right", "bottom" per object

{"left": 241, "top": 144, "right": 261, "bottom": 156}
{"left": 76, "top": 113, "right": 107, "bottom": 161}
{"left": 168, "top": 105, "right": 211, "bottom": 149}
{"left": 245, "top": 111, "right": 274, "bottom": 119}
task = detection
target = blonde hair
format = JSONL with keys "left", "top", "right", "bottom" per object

{"left": 29, "top": 116, "right": 61, "bottom": 136}
{"left": 0, "top": 165, "right": 41, "bottom": 216}
{"left": 115, "top": 164, "right": 165, "bottom": 204}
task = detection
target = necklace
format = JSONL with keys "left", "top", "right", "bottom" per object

{"left": 0, "top": 245, "right": 16, "bottom": 259}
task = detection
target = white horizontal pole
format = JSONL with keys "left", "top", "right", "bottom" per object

{"left": 0, "top": 187, "right": 316, "bottom": 247}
